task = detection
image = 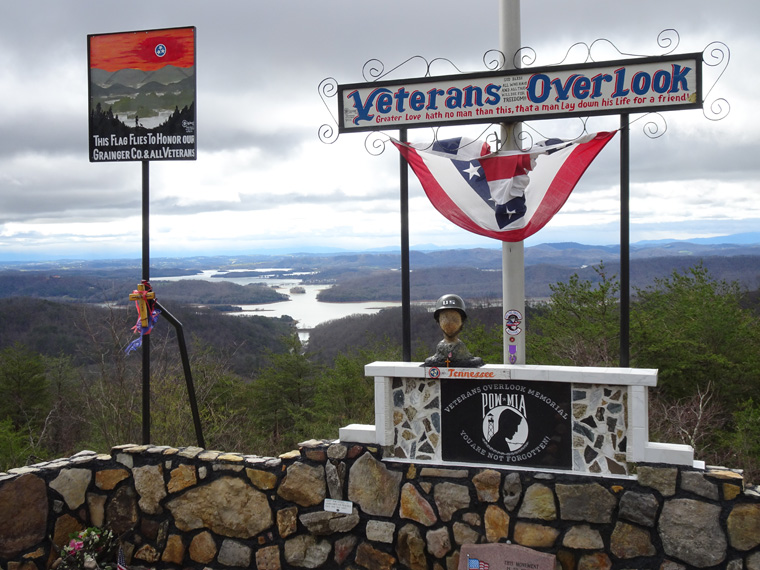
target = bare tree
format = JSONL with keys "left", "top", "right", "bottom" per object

{"left": 649, "top": 381, "right": 726, "bottom": 452}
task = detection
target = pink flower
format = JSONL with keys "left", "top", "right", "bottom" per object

{"left": 68, "top": 539, "right": 84, "bottom": 552}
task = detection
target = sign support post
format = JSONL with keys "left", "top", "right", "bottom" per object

{"left": 399, "top": 128, "right": 412, "bottom": 361}
{"left": 141, "top": 160, "right": 151, "bottom": 444}
{"left": 620, "top": 114, "right": 630, "bottom": 367}
{"left": 500, "top": 0, "right": 526, "bottom": 365}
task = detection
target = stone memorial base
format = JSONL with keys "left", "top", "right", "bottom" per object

{"left": 340, "top": 362, "right": 700, "bottom": 476}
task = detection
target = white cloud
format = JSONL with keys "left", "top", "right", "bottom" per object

{"left": 0, "top": 0, "right": 756, "bottom": 260}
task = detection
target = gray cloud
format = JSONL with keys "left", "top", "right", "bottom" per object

{"left": 0, "top": 0, "right": 756, "bottom": 258}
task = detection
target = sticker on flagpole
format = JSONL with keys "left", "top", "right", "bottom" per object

{"left": 504, "top": 310, "right": 523, "bottom": 335}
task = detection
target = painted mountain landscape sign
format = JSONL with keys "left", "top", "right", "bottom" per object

{"left": 88, "top": 26, "right": 196, "bottom": 162}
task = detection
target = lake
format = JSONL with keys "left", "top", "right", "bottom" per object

{"left": 151, "top": 269, "right": 401, "bottom": 331}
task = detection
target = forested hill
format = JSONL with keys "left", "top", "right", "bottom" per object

{"left": 316, "top": 254, "right": 760, "bottom": 302}
{"left": 0, "top": 272, "right": 287, "bottom": 305}
{"left": 0, "top": 297, "right": 293, "bottom": 375}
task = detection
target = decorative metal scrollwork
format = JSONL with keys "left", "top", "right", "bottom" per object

{"left": 557, "top": 42, "right": 593, "bottom": 65}
{"left": 364, "top": 132, "right": 389, "bottom": 156}
{"left": 483, "top": 49, "right": 506, "bottom": 71}
{"left": 487, "top": 29, "right": 682, "bottom": 70}
{"left": 401, "top": 121, "right": 596, "bottom": 155}
{"left": 587, "top": 29, "right": 680, "bottom": 63}
{"left": 702, "top": 41, "right": 730, "bottom": 121}
{"left": 512, "top": 46, "right": 534, "bottom": 69}
{"left": 480, "top": 130, "right": 500, "bottom": 151}
{"left": 317, "top": 77, "right": 339, "bottom": 144}
{"left": 509, "top": 42, "right": 590, "bottom": 68}
{"left": 513, "top": 128, "right": 534, "bottom": 151}
{"left": 637, "top": 113, "right": 668, "bottom": 139}
{"left": 517, "top": 118, "right": 592, "bottom": 148}
{"left": 320, "top": 50, "right": 517, "bottom": 146}
{"left": 655, "top": 29, "right": 681, "bottom": 55}
{"left": 361, "top": 58, "right": 385, "bottom": 82}
{"left": 427, "top": 57, "right": 464, "bottom": 77}
{"left": 363, "top": 55, "right": 430, "bottom": 82}
{"left": 319, "top": 29, "right": 729, "bottom": 148}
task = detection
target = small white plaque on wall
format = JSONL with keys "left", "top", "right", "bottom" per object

{"left": 324, "top": 498, "right": 353, "bottom": 514}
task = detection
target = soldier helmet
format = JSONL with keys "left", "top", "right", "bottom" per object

{"left": 433, "top": 294, "right": 467, "bottom": 322}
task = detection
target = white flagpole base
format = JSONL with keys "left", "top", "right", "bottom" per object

{"left": 502, "top": 240, "right": 526, "bottom": 364}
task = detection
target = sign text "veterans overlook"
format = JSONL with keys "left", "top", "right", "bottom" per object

{"left": 338, "top": 53, "right": 702, "bottom": 133}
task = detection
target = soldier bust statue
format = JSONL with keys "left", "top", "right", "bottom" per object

{"left": 424, "top": 294, "right": 484, "bottom": 368}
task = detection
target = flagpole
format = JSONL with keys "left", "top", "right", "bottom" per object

{"left": 399, "top": 127, "right": 412, "bottom": 361}
{"left": 500, "top": 0, "right": 525, "bottom": 365}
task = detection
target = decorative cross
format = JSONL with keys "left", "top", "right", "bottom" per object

{"left": 129, "top": 282, "right": 156, "bottom": 328}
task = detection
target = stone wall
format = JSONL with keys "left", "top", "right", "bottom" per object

{"left": 1, "top": 442, "right": 759, "bottom": 570}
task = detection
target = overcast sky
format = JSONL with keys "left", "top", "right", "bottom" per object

{"left": 0, "top": 1, "right": 755, "bottom": 260}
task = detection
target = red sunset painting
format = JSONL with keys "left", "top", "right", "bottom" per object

{"left": 89, "top": 27, "right": 195, "bottom": 72}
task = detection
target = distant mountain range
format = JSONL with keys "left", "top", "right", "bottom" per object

{"left": 523, "top": 236, "right": 760, "bottom": 267}
{"left": 634, "top": 232, "right": 760, "bottom": 246}
{"left": 329, "top": 233, "right": 760, "bottom": 270}
{"left": 1, "top": 232, "right": 759, "bottom": 302}
{"left": 90, "top": 65, "right": 195, "bottom": 89}
{"left": 3, "top": 232, "right": 759, "bottom": 273}
{"left": 89, "top": 65, "right": 196, "bottom": 120}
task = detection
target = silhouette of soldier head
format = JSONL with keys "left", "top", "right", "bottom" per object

{"left": 490, "top": 408, "right": 523, "bottom": 452}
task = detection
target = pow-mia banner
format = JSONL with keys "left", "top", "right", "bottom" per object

{"left": 441, "top": 379, "right": 571, "bottom": 469}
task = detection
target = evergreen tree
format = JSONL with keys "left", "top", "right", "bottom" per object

{"left": 721, "top": 399, "right": 760, "bottom": 483}
{"left": 246, "top": 334, "right": 322, "bottom": 454}
{"left": 632, "top": 263, "right": 760, "bottom": 403}
{"left": 0, "top": 343, "right": 50, "bottom": 431}
{"left": 311, "top": 352, "right": 374, "bottom": 439}
{"left": 527, "top": 263, "right": 620, "bottom": 366}
{"left": 0, "top": 418, "right": 33, "bottom": 471}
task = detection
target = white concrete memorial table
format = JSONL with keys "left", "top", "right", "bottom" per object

{"left": 339, "top": 362, "right": 700, "bottom": 476}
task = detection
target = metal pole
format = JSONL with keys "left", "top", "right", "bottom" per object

{"left": 620, "top": 114, "right": 630, "bottom": 367}
{"left": 154, "top": 300, "right": 205, "bottom": 448}
{"left": 500, "top": 0, "right": 525, "bottom": 365}
{"left": 141, "top": 160, "right": 151, "bottom": 444}
{"left": 400, "top": 128, "right": 412, "bottom": 361}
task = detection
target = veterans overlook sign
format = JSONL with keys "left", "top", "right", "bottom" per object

{"left": 338, "top": 53, "right": 701, "bottom": 133}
